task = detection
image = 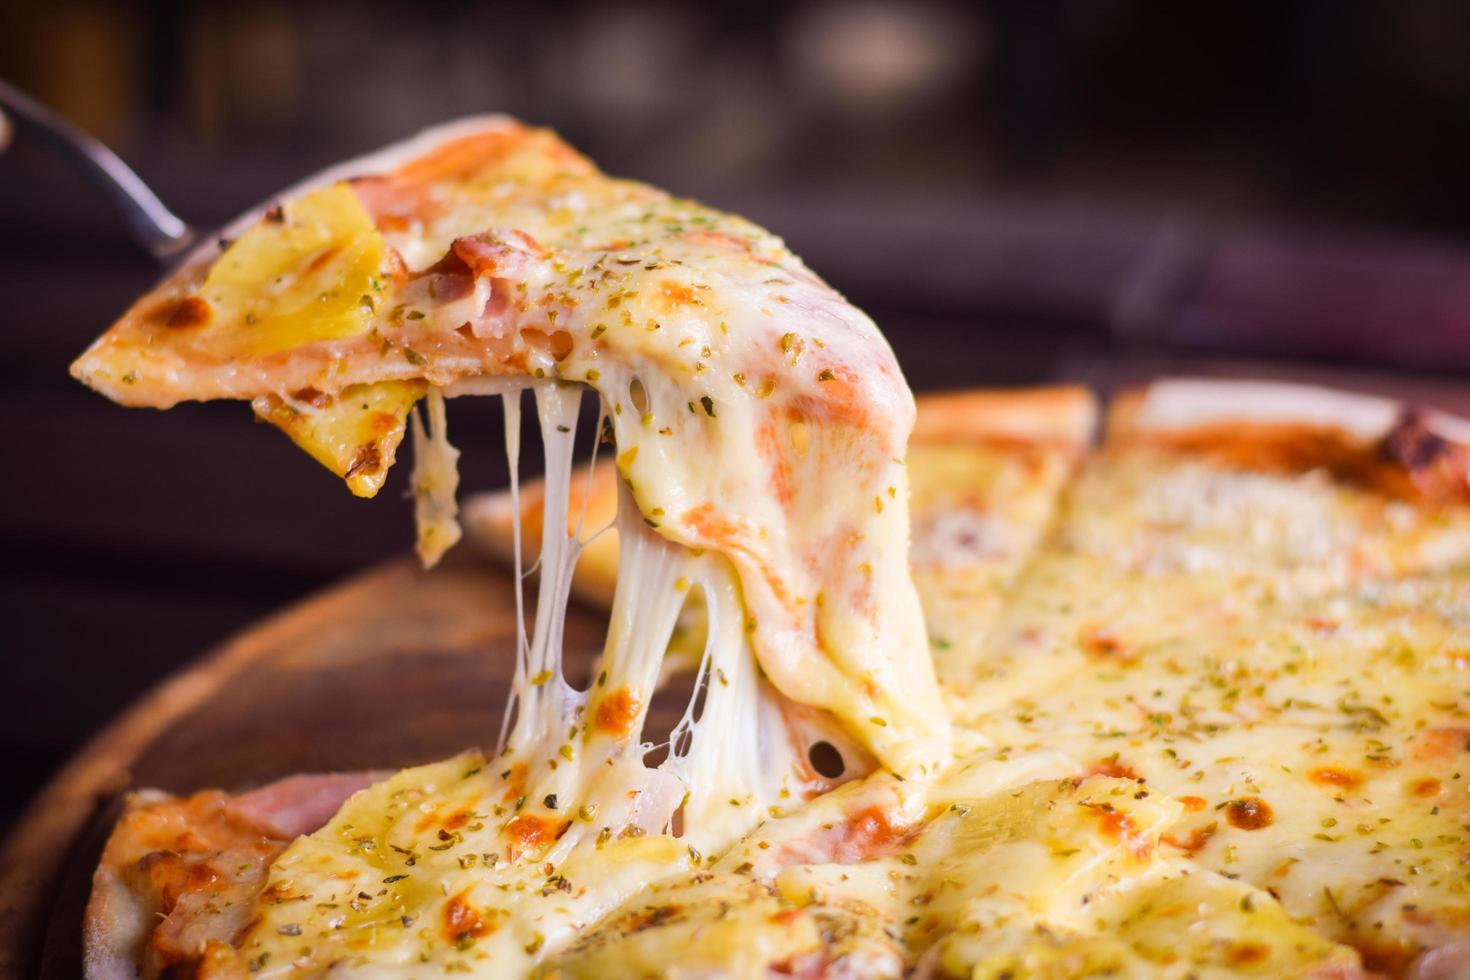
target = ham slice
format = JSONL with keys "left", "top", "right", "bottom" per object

{"left": 223, "top": 771, "right": 385, "bottom": 840}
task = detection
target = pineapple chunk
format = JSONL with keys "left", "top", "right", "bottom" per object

{"left": 252, "top": 380, "right": 425, "bottom": 497}
{"left": 203, "top": 183, "right": 387, "bottom": 356}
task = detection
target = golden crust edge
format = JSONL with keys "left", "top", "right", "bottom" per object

{"left": 1107, "top": 377, "right": 1470, "bottom": 445}
{"left": 1107, "top": 377, "right": 1470, "bottom": 504}
{"left": 910, "top": 385, "right": 1098, "bottom": 452}
{"left": 83, "top": 790, "right": 175, "bottom": 980}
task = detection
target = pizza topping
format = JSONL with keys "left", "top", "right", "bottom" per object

{"left": 84, "top": 775, "right": 379, "bottom": 979}
{"left": 146, "top": 295, "right": 212, "bottom": 330}
{"left": 1383, "top": 410, "right": 1470, "bottom": 502}
{"left": 251, "top": 380, "right": 425, "bottom": 498}
{"left": 222, "top": 771, "right": 385, "bottom": 839}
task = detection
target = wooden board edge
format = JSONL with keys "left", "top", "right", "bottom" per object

{"left": 0, "top": 558, "right": 421, "bottom": 979}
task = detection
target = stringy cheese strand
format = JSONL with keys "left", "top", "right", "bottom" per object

{"left": 498, "top": 388, "right": 527, "bottom": 755}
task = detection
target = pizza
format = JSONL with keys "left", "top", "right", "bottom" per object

{"left": 73, "top": 114, "right": 944, "bottom": 978}
{"left": 67, "top": 116, "right": 1470, "bottom": 979}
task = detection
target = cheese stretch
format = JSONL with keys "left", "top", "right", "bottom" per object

{"left": 72, "top": 117, "right": 949, "bottom": 975}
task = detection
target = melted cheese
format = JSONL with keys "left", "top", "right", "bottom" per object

{"left": 553, "top": 770, "right": 1357, "bottom": 978}
{"left": 470, "top": 389, "right": 1470, "bottom": 976}
{"left": 944, "top": 448, "right": 1470, "bottom": 970}
{"left": 234, "top": 382, "right": 829, "bottom": 975}
{"left": 72, "top": 114, "right": 1470, "bottom": 979}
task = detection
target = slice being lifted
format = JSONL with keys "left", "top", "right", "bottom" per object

{"left": 72, "top": 116, "right": 947, "bottom": 976}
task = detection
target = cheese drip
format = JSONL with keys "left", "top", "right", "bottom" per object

{"left": 237, "top": 384, "right": 856, "bottom": 975}
{"left": 489, "top": 381, "right": 834, "bottom": 857}
{"left": 409, "top": 388, "right": 462, "bottom": 567}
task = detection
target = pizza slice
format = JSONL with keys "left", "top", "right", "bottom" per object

{"left": 74, "top": 114, "right": 949, "bottom": 776}
{"left": 904, "top": 387, "right": 1095, "bottom": 709}
{"left": 72, "top": 117, "right": 949, "bottom": 978}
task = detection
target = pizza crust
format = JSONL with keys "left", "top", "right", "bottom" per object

{"left": 1108, "top": 377, "right": 1470, "bottom": 504}
{"left": 909, "top": 385, "right": 1097, "bottom": 451}
{"left": 83, "top": 791, "right": 172, "bottom": 980}
{"left": 83, "top": 774, "right": 385, "bottom": 979}
{"left": 1111, "top": 377, "right": 1470, "bottom": 445}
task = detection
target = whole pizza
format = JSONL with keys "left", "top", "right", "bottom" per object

{"left": 69, "top": 117, "right": 1470, "bottom": 979}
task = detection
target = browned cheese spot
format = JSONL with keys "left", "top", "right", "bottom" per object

{"left": 594, "top": 686, "right": 643, "bottom": 740}
{"left": 1224, "top": 797, "right": 1274, "bottom": 831}
{"left": 147, "top": 295, "right": 212, "bottom": 330}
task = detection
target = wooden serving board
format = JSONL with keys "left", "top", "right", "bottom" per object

{"left": 0, "top": 550, "right": 649, "bottom": 980}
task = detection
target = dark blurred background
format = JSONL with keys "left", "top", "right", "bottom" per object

{"left": 4, "top": 0, "right": 1470, "bottom": 832}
